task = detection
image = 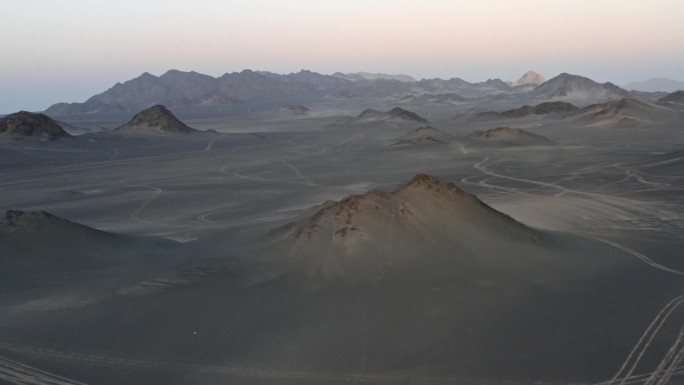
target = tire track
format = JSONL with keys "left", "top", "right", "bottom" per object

{"left": 0, "top": 355, "right": 88, "bottom": 385}
{"left": 119, "top": 180, "right": 163, "bottom": 224}
{"left": 608, "top": 295, "right": 684, "bottom": 385}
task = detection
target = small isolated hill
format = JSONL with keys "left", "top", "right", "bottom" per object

{"left": 514, "top": 71, "right": 546, "bottom": 86}
{"left": 502, "top": 101, "right": 579, "bottom": 118}
{"left": 466, "top": 127, "right": 553, "bottom": 146}
{"left": 530, "top": 73, "right": 631, "bottom": 105}
{"left": 0, "top": 111, "right": 71, "bottom": 140}
{"left": 265, "top": 174, "right": 618, "bottom": 285}
{"left": 574, "top": 98, "right": 678, "bottom": 127}
{"left": 357, "top": 107, "right": 429, "bottom": 123}
{"left": 279, "top": 105, "right": 310, "bottom": 115}
{"left": 334, "top": 107, "right": 429, "bottom": 126}
{"left": 116, "top": 105, "right": 199, "bottom": 134}
{"left": 393, "top": 126, "right": 453, "bottom": 145}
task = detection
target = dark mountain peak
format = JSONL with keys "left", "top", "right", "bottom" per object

{"left": 541, "top": 73, "right": 593, "bottom": 87}
{"left": 531, "top": 73, "right": 631, "bottom": 105}
{"left": 145, "top": 104, "right": 171, "bottom": 114}
{"left": 159, "top": 69, "right": 212, "bottom": 80}
{"left": 1, "top": 209, "right": 104, "bottom": 235}
{"left": 393, "top": 126, "right": 453, "bottom": 145}
{"left": 485, "top": 126, "right": 522, "bottom": 135}
{"left": 0, "top": 111, "right": 71, "bottom": 139}
{"left": 352, "top": 107, "right": 429, "bottom": 124}
{"left": 116, "top": 104, "right": 198, "bottom": 134}
{"left": 502, "top": 105, "right": 534, "bottom": 118}
{"left": 404, "top": 174, "right": 464, "bottom": 193}
{"left": 3, "top": 210, "right": 55, "bottom": 225}
{"left": 137, "top": 72, "right": 158, "bottom": 81}
{"left": 387, "top": 107, "right": 429, "bottom": 123}
{"left": 475, "top": 78, "right": 511, "bottom": 90}
{"left": 357, "top": 108, "right": 382, "bottom": 119}
{"left": 162, "top": 69, "right": 183, "bottom": 76}
{"left": 279, "top": 105, "right": 310, "bottom": 115}
{"left": 534, "top": 101, "right": 579, "bottom": 114}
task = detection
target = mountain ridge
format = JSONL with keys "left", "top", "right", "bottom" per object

{"left": 43, "top": 70, "right": 639, "bottom": 114}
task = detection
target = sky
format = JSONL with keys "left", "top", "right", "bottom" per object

{"left": 1, "top": 0, "right": 683, "bottom": 112}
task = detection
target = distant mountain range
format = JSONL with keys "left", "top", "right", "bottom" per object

{"left": 623, "top": 78, "right": 684, "bottom": 92}
{"left": 332, "top": 71, "right": 416, "bottom": 83}
{"left": 44, "top": 70, "right": 646, "bottom": 115}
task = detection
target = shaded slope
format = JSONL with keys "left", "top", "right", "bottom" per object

{"left": 0, "top": 210, "right": 177, "bottom": 275}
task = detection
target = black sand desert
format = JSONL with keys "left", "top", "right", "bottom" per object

{"left": 1, "top": 67, "right": 684, "bottom": 384}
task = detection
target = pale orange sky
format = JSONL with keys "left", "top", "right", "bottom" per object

{"left": 1, "top": 0, "right": 683, "bottom": 111}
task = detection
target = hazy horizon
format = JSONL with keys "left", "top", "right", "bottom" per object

{"left": 2, "top": 0, "right": 683, "bottom": 113}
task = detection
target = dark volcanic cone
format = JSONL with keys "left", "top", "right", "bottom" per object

{"left": 266, "top": 175, "right": 612, "bottom": 285}
{"left": 116, "top": 104, "right": 198, "bottom": 134}
{"left": 0, "top": 111, "right": 71, "bottom": 139}
{"left": 354, "top": 107, "right": 429, "bottom": 124}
